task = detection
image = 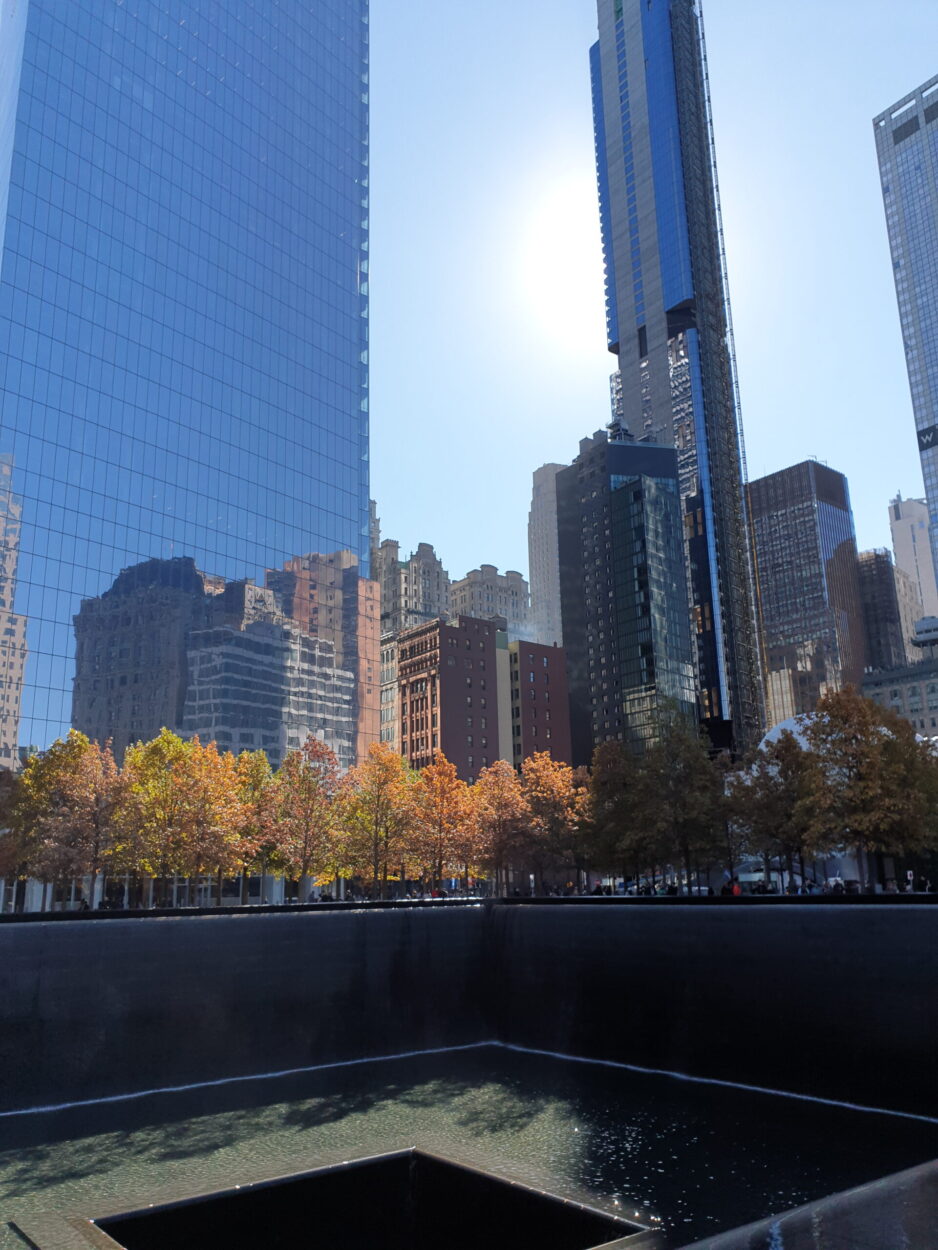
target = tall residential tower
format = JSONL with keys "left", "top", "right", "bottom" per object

{"left": 875, "top": 77, "right": 938, "bottom": 596}
{"left": 590, "top": 0, "right": 763, "bottom": 750}
{"left": 0, "top": 0, "right": 371, "bottom": 753}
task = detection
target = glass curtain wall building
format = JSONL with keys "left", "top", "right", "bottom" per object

{"left": 557, "top": 428, "right": 696, "bottom": 764}
{"left": 0, "top": 0, "right": 371, "bottom": 760}
{"left": 747, "top": 461, "right": 866, "bottom": 728}
{"left": 875, "top": 75, "right": 938, "bottom": 595}
{"left": 590, "top": 0, "right": 763, "bottom": 751}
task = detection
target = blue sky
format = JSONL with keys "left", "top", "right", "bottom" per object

{"left": 369, "top": 1, "right": 938, "bottom": 583}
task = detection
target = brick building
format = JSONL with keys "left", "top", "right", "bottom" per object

{"left": 396, "top": 616, "right": 511, "bottom": 782}
{"left": 508, "top": 640, "right": 572, "bottom": 767}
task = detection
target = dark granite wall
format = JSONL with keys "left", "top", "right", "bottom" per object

{"left": 0, "top": 908, "right": 489, "bottom": 1113}
{"left": 2, "top": 903, "right": 936, "bottom": 1117}
{"left": 488, "top": 904, "right": 938, "bottom": 1118}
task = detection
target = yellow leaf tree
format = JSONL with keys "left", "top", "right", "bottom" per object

{"left": 116, "top": 727, "right": 192, "bottom": 905}
{"left": 340, "top": 742, "right": 415, "bottom": 898}
{"left": 172, "top": 739, "right": 247, "bottom": 905}
{"left": 235, "top": 749, "right": 278, "bottom": 903}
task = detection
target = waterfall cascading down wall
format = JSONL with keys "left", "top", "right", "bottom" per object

{"left": 1, "top": 903, "right": 936, "bottom": 1117}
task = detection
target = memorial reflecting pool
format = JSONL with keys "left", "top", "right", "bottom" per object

{"left": 3, "top": 1046, "right": 937, "bottom": 1248}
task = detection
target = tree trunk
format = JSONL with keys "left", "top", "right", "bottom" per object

{"left": 724, "top": 825, "right": 736, "bottom": 883}
{"left": 682, "top": 842, "right": 693, "bottom": 895}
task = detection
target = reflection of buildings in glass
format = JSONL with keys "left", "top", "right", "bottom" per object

{"left": 748, "top": 462, "right": 866, "bottom": 727}
{"left": 266, "top": 552, "right": 379, "bottom": 766}
{"left": 72, "top": 554, "right": 370, "bottom": 770}
{"left": 0, "top": 1, "right": 370, "bottom": 750}
{"left": 591, "top": 0, "right": 763, "bottom": 751}
{"left": 0, "top": 457, "right": 26, "bottom": 766}
{"left": 182, "top": 623, "right": 356, "bottom": 773}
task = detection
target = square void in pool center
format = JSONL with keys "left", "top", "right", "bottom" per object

{"left": 93, "top": 1148, "right": 648, "bottom": 1250}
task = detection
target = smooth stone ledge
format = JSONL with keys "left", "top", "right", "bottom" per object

{"left": 678, "top": 1158, "right": 938, "bottom": 1249}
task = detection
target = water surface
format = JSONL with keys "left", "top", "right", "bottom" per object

{"left": 2, "top": 1045, "right": 936, "bottom": 1248}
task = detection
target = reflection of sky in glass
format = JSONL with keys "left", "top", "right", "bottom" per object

{"left": 5, "top": 1047, "right": 938, "bottom": 1248}
{"left": 0, "top": 0, "right": 369, "bottom": 749}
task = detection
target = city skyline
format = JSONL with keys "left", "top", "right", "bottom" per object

{"left": 370, "top": 0, "right": 938, "bottom": 582}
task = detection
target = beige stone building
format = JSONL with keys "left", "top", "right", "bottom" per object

{"left": 450, "top": 566, "right": 532, "bottom": 642}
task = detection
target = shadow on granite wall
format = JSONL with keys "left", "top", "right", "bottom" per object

{"left": 0, "top": 908, "right": 489, "bottom": 1113}
{"left": 1, "top": 902, "right": 936, "bottom": 1118}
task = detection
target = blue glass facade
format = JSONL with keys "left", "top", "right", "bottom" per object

{"left": 0, "top": 0, "right": 370, "bottom": 753}
{"left": 875, "top": 76, "right": 938, "bottom": 589}
{"left": 590, "top": 0, "right": 763, "bottom": 751}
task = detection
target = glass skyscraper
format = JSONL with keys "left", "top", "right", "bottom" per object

{"left": 875, "top": 74, "right": 938, "bottom": 594}
{"left": 590, "top": 0, "right": 763, "bottom": 751}
{"left": 748, "top": 461, "right": 866, "bottom": 728}
{"left": 0, "top": 0, "right": 371, "bottom": 757}
{"left": 557, "top": 428, "right": 696, "bottom": 764}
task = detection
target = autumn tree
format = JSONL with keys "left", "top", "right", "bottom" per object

{"left": 804, "top": 687, "right": 938, "bottom": 886}
{"left": 409, "top": 754, "right": 471, "bottom": 891}
{"left": 173, "top": 739, "right": 247, "bottom": 904}
{"left": 519, "top": 752, "right": 578, "bottom": 893}
{"left": 472, "top": 760, "right": 529, "bottom": 894}
{"left": 0, "top": 768, "right": 25, "bottom": 905}
{"left": 274, "top": 736, "right": 340, "bottom": 901}
{"left": 340, "top": 742, "right": 415, "bottom": 898}
{"left": 12, "top": 731, "right": 120, "bottom": 907}
{"left": 116, "top": 728, "right": 192, "bottom": 905}
{"left": 236, "top": 749, "right": 278, "bottom": 902}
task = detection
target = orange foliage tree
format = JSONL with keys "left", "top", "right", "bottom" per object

{"left": 519, "top": 752, "right": 579, "bottom": 893}
{"left": 11, "top": 731, "right": 120, "bottom": 907}
{"left": 274, "top": 736, "right": 340, "bottom": 901}
{"left": 409, "top": 753, "right": 472, "bottom": 891}
{"left": 472, "top": 760, "right": 529, "bottom": 894}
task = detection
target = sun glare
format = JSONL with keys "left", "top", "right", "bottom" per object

{"left": 513, "top": 170, "right": 608, "bottom": 359}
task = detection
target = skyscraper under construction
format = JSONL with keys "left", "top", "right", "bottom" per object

{"left": 590, "top": 0, "right": 763, "bottom": 750}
